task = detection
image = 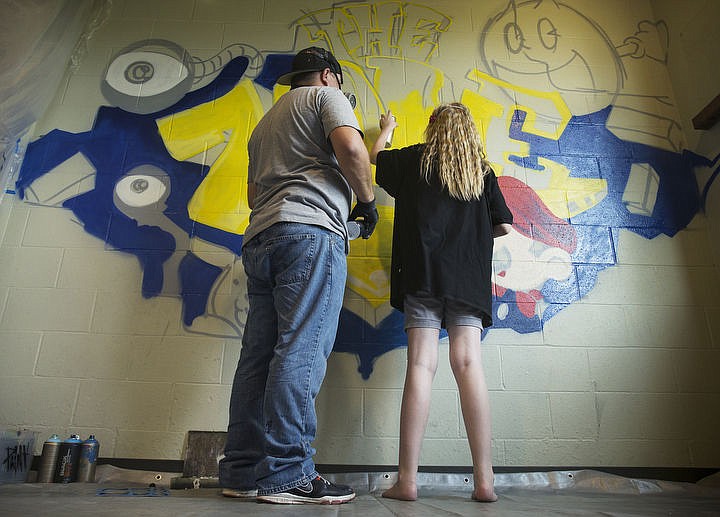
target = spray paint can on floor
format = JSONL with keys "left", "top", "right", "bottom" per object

{"left": 53, "top": 434, "right": 82, "bottom": 483}
{"left": 76, "top": 435, "right": 99, "bottom": 482}
{"left": 37, "top": 434, "right": 62, "bottom": 483}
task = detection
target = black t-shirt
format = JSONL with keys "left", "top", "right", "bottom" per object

{"left": 375, "top": 143, "right": 513, "bottom": 328}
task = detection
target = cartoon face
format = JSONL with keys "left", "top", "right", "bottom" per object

{"left": 480, "top": 0, "right": 622, "bottom": 108}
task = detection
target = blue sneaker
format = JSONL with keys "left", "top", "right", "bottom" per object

{"left": 257, "top": 476, "right": 355, "bottom": 505}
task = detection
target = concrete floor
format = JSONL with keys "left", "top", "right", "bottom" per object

{"left": 2, "top": 469, "right": 719, "bottom": 516}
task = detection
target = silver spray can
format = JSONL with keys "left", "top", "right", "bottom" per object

{"left": 347, "top": 220, "right": 365, "bottom": 240}
{"left": 54, "top": 434, "right": 82, "bottom": 483}
{"left": 76, "top": 435, "right": 100, "bottom": 482}
{"left": 37, "top": 434, "right": 62, "bottom": 483}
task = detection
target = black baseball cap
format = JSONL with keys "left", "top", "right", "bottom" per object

{"left": 277, "top": 46, "right": 343, "bottom": 85}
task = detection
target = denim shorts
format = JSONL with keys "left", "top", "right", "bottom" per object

{"left": 404, "top": 292, "right": 484, "bottom": 330}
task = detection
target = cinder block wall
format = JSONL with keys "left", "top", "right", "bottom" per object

{"left": 1, "top": 0, "right": 719, "bottom": 468}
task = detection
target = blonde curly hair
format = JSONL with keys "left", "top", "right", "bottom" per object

{"left": 420, "top": 102, "right": 490, "bottom": 201}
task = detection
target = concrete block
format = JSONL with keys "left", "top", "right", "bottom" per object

{"left": 0, "top": 377, "right": 77, "bottom": 426}
{"left": 220, "top": 339, "right": 241, "bottom": 385}
{"left": 680, "top": 394, "right": 720, "bottom": 441}
{"left": 317, "top": 388, "right": 363, "bottom": 436}
{"left": 490, "top": 392, "right": 552, "bottom": 439}
{"left": 313, "top": 436, "right": 397, "bottom": 466}
{"left": 89, "top": 18, "right": 154, "bottom": 46}
{"left": 70, "top": 45, "right": 114, "bottom": 77}
{"left": 169, "top": 384, "right": 230, "bottom": 432}
{"left": 0, "top": 331, "right": 41, "bottom": 376}
{"left": 426, "top": 390, "right": 460, "bottom": 438}
{"left": 596, "top": 394, "right": 690, "bottom": 440}
{"left": 549, "top": 393, "right": 599, "bottom": 439}
{"left": 593, "top": 439, "right": 691, "bottom": 466}
{"left": 221, "top": 23, "right": 293, "bottom": 50}
{"left": 503, "top": 346, "right": 592, "bottom": 391}
{"left": 192, "top": 1, "right": 262, "bottom": 22}
{"left": 123, "top": 0, "right": 194, "bottom": 19}
{"left": 484, "top": 327, "right": 544, "bottom": 346}
{"left": 0, "top": 287, "right": 7, "bottom": 323}
{"left": 542, "top": 303, "right": 628, "bottom": 347}
{"left": 623, "top": 305, "right": 713, "bottom": 348}
{"left": 706, "top": 306, "right": 720, "bottom": 347}
{"left": 432, "top": 341, "right": 459, "bottom": 390}
{"left": 615, "top": 228, "right": 714, "bottom": 266}
{"left": 582, "top": 265, "right": 717, "bottom": 307}
{"left": 418, "top": 439, "right": 474, "bottom": 466}
{"left": 115, "top": 430, "right": 186, "bottom": 459}
{"left": 589, "top": 348, "right": 677, "bottom": 392}
{"left": 127, "top": 336, "right": 223, "bottom": 383}
{"left": 480, "top": 344, "right": 503, "bottom": 390}
{"left": 62, "top": 75, "right": 108, "bottom": 111}
{"left": 2, "top": 288, "right": 94, "bottom": 332}
{"left": 23, "top": 206, "right": 103, "bottom": 248}
{"left": 151, "top": 21, "right": 224, "bottom": 49}
{"left": 429, "top": 1, "right": 472, "bottom": 32}
{"left": 338, "top": 346, "right": 407, "bottom": 390}
{"left": 58, "top": 248, "right": 141, "bottom": 290}
{"left": 502, "top": 439, "right": 603, "bottom": 466}
{"left": 0, "top": 200, "right": 29, "bottom": 247}
{"left": 364, "top": 389, "right": 402, "bottom": 437}
{"left": 91, "top": 291, "right": 182, "bottom": 335}
{"left": 36, "top": 332, "right": 133, "bottom": 379}
{"left": 690, "top": 440, "right": 720, "bottom": 467}
{"left": 75, "top": 380, "right": 173, "bottom": 429}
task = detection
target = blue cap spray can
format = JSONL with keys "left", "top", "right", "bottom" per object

{"left": 77, "top": 435, "right": 100, "bottom": 482}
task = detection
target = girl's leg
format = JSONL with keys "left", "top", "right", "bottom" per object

{"left": 447, "top": 325, "right": 497, "bottom": 502}
{"left": 382, "top": 327, "right": 440, "bottom": 501}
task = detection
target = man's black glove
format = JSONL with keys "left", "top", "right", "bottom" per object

{"left": 348, "top": 198, "right": 378, "bottom": 239}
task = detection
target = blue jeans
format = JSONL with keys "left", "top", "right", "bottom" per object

{"left": 219, "top": 222, "right": 347, "bottom": 495}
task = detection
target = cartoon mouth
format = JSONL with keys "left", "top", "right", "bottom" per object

{"left": 491, "top": 50, "right": 595, "bottom": 92}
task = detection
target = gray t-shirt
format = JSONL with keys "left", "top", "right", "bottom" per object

{"left": 243, "top": 86, "right": 362, "bottom": 248}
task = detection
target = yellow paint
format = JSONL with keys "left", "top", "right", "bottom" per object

{"left": 347, "top": 205, "right": 394, "bottom": 306}
{"left": 157, "top": 79, "right": 264, "bottom": 234}
{"left": 529, "top": 158, "right": 608, "bottom": 218}
{"left": 464, "top": 69, "right": 607, "bottom": 218}
{"left": 466, "top": 69, "right": 571, "bottom": 139}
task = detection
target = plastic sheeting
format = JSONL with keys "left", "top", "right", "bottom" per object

{"left": 8, "top": 467, "right": 720, "bottom": 516}
{"left": 0, "top": 0, "right": 109, "bottom": 204}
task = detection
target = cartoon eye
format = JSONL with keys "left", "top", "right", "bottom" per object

{"left": 115, "top": 174, "right": 167, "bottom": 207}
{"left": 504, "top": 22, "right": 526, "bottom": 54}
{"left": 105, "top": 51, "right": 189, "bottom": 98}
{"left": 101, "top": 39, "right": 193, "bottom": 114}
{"left": 538, "top": 18, "right": 559, "bottom": 50}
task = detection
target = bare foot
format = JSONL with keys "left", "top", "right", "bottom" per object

{"left": 471, "top": 482, "right": 498, "bottom": 502}
{"left": 382, "top": 482, "right": 417, "bottom": 501}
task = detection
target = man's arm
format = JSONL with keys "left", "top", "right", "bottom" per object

{"left": 329, "top": 126, "right": 374, "bottom": 203}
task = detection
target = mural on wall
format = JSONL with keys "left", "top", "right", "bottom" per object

{"left": 15, "top": 0, "right": 719, "bottom": 378}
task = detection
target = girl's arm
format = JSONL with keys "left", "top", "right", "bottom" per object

{"left": 369, "top": 110, "right": 399, "bottom": 164}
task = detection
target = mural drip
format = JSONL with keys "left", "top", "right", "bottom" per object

{"left": 15, "top": 0, "right": 718, "bottom": 379}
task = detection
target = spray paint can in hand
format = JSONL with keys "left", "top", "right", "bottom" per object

{"left": 77, "top": 435, "right": 100, "bottom": 482}
{"left": 54, "top": 434, "right": 82, "bottom": 483}
{"left": 347, "top": 220, "right": 366, "bottom": 240}
{"left": 37, "top": 434, "right": 62, "bottom": 483}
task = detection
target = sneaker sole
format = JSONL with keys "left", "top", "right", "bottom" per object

{"left": 221, "top": 488, "right": 257, "bottom": 499}
{"left": 257, "top": 492, "right": 356, "bottom": 505}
